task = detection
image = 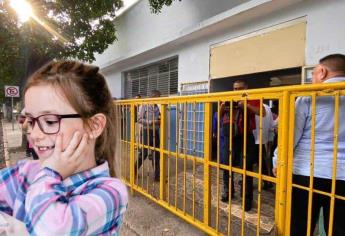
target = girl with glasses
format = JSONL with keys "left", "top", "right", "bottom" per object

{"left": 0, "top": 60, "right": 128, "bottom": 235}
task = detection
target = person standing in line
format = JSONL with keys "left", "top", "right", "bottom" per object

{"left": 134, "top": 94, "right": 142, "bottom": 147}
{"left": 135, "top": 90, "right": 161, "bottom": 181}
{"left": 273, "top": 54, "right": 345, "bottom": 235}
{"left": 222, "top": 80, "right": 266, "bottom": 211}
{"left": 220, "top": 101, "right": 241, "bottom": 202}
{"left": 253, "top": 103, "right": 274, "bottom": 189}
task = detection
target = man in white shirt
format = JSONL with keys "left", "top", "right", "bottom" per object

{"left": 274, "top": 54, "right": 345, "bottom": 235}
{"left": 253, "top": 103, "right": 275, "bottom": 189}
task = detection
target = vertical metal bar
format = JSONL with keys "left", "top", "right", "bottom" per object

{"left": 167, "top": 104, "right": 171, "bottom": 205}
{"left": 11, "top": 97, "right": 14, "bottom": 130}
{"left": 183, "top": 102, "right": 187, "bottom": 213}
{"left": 120, "top": 105, "right": 124, "bottom": 180}
{"left": 204, "top": 102, "right": 212, "bottom": 226}
{"left": 328, "top": 92, "right": 340, "bottom": 236}
{"left": 135, "top": 104, "right": 139, "bottom": 184}
{"left": 140, "top": 102, "right": 144, "bottom": 188}
{"left": 256, "top": 98, "right": 264, "bottom": 236}
{"left": 115, "top": 105, "right": 121, "bottom": 179}
{"left": 228, "top": 100, "right": 234, "bottom": 236}
{"left": 175, "top": 102, "right": 179, "bottom": 208}
{"left": 125, "top": 105, "right": 128, "bottom": 182}
{"left": 192, "top": 102, "right": 196, "bottom": 219}
{"left": 152, "top": 102, "right": 157, "bottom": 194}
{"left": 282, "top": 92, "right": 294, "bottom": 236}
{"left": 241, "top": 98, "right": 248, "bottom": 236}
{"left": 216, "top": 101, "right": 220, "bottom": 231}
{"left": 146, "top": 104, "right": 150, "bottom": 192}
{"left": 306, "top": 94, "right": 317, "bottom": 236}
{"left": 130, "top": 104, "right": 136, "bottom": 195}
{"left": 160, "top": 104, "right": 167, "bottom": 200}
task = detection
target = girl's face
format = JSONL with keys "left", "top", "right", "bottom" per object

{"left": 24, "top": 84, "right": 86, "bottom": 161}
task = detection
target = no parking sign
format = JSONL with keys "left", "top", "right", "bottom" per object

{"left": 5, "top": 86, "right": 20, "bottom": 97}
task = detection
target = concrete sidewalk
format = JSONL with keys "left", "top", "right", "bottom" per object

{"left": 0, "top": 119, "right": 204, "bottom": 236}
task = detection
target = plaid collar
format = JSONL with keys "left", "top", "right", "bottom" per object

{"left": 63, "top": 161, "right": 110, "bottom": 191}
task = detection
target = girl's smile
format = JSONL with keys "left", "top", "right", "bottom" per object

{"left": 25, "top": 84, "right": 86, "bottom": 161}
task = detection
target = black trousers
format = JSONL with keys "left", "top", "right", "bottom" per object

{"left": 291, "top": 175, "right": 345, "bottom": 236}
{"left": 135, "top": 128, "right": 160, "bottom": 179}
{"left": 223, "top": 133, "right": 256, "bottom": 200}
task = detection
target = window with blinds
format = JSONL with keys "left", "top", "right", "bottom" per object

{"left": 124, "top": 57, "right": 178, "bottom": 98}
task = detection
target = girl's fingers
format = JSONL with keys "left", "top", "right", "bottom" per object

{"left": 71, "top": 133, "right": 88, "bottom": 161}
{"left": 63, "top": 131, "right": 81, "bottom": 157}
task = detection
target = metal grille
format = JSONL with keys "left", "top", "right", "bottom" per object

{"left": 179, "top": 82, "right": 208, "bottom": 158}
{"left": 124, "top": 57, "right": 178, "bottom": 98}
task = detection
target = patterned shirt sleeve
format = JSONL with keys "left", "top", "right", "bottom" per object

{"left": 25, "top": 167, "right": 128, "bottom": 235}
{"left": 0, "top": 163, "right": 21, "bottom": 215}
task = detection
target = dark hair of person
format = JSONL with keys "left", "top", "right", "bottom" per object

{"left": 24, "top": 60, "right": 118, "bottom": 177}
{"left": 151, "top": 90, "right": 161, "bottom": 97}
{"left": 233, "top": 79, "right": 248, "bottom": 86}
{"left": 319, "top": 54, "right": 345, "bottom": 74}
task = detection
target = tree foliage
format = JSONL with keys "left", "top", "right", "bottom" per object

{"left": 148, "top": 0, "right": 181, "bottom": 13}
{"left": 0, "top": 0, "right": 177, "bottom": 104}
{"left": 0, "top": 0, "right": 124, "bottom": 104}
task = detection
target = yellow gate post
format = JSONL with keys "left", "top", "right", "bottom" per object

{"left": 130, "top": 103, "right": 135, "bottom": 195}
{"left": 160, "top": 104, "right": 167, "bottom": 200}
{"left": 203, "top": 102, "right": 212, "bottom": 226}
{"left": 276, "top": 91, "right": 290, "bottom": 235}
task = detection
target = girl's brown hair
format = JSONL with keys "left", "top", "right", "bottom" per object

{"left": 24, "top": 60, "right": 117, "bottom": 177}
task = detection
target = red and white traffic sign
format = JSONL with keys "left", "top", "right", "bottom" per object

{"left": 5, "top": 86, "right": 20, "bottom": 98}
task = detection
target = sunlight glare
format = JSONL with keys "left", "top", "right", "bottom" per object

{"left": 10, "top": 0, "right": 33, "bottom": 23}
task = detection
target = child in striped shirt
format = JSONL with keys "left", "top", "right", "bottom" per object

{"left": 0, "top": 60, "right": 128, "bottom": 235}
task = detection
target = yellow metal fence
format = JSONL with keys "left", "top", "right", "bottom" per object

{"left": 114, "top": 82, "right": 345, "bottom": 236}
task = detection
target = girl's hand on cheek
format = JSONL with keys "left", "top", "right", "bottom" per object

{"left": 41, "top": 131, "right": 88, "bottom": 179}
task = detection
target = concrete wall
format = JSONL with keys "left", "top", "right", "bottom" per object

{"left": 94, "top": 0, "right": 247, "bottom": 67}
{"left": 95, "top": 0, "right": 345, "bottom": 98}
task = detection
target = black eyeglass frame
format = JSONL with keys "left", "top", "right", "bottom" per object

{"left": 26, "top": 114, "right": 81, "bottom": 135}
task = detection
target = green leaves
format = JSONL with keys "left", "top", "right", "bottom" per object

{"left": 0, "top": 0, "right": 178, "bottom": 104}
{"left": 148, "top": 0, "right": 181, "bottom": 13}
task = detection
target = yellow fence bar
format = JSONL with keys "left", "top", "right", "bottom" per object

{"left": 277, "top": 91, "right": 290, "bottom": 235}
{"left": 256, "top": 98, "right": 264, "bottom": 236}
{"left": 115, "top": 82, "right": 345, "bottom": 236}
{"left": 204, "top": 102, "right": 212, "bottom": 226}
{"left": 160, "top": 104, "right": 167, "bottom": 200}
{"left": 306, "top": 93, "right": 316, "bottom": 236}
{"left": 130, "top": 104, "right": 135, "bottom": 195}
{"left": 328, "top": 92, "right": 340, "bottom": 236}
{"left": 241, "top": 98, "right": 248, "bottom": 236}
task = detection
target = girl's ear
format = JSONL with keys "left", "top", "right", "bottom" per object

{"left": 88, "top": 113, "right": 107, "bottom": 139}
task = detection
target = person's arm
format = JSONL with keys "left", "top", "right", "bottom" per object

{"left": 267, "top": 107, "right": 275, "bottom": 142}
{"left": 0, "top": 163, "right": 23, "bottom": 215}
{"left": 151, "top": 105, "right": 161, "bottom": 126}
{"left": 138, "top": 105, "right": 146, "bottom": 125}
{"left": 239, "top": 100, "right": 266, "bottom": 117}
{"left": 25, "top": 169, "right": 128, "bottom": 235}
{"left": 249, "top": 101, "right": 266, "bottom": 117}
{"left": 293, "top": 97, "right": 309, "bottom": 149}
{"left": 272, "top": 97, "right": 309, "bottom": 176}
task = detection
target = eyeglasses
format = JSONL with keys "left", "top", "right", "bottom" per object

{"left": 26, "top": 114, "right": 81, "bottom": 135}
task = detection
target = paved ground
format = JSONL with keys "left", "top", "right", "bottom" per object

{"left": 0, "top": 119, "right": 204, "bottom": 236}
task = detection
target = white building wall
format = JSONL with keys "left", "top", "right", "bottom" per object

{"left": 102, "top": 71, "right": 122, "bottom": 99}
{"left": 95, "top": 0, "right": 247, "bottom": 68}
{"left": 95, "top": 0, "right": 345, "bottom": 98}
